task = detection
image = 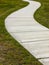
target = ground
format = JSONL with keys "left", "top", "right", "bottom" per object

{"left": 0, "top": 0, "right": 42, "bottom": 65}
{"left": 34, "top": 0, "right": 49, "bottom": 28}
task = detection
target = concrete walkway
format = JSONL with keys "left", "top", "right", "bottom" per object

{"left": 5, "top": 0, "right": 49, "bottom": 65}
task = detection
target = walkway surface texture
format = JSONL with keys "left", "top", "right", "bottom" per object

{"left": 5, "top": 0, "right": 49, "bottom": 65}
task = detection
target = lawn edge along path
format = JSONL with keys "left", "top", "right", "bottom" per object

{"left": 34, "top": 0, "right": 49, "bottom": 28}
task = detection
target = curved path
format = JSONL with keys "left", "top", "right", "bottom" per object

{"left": 5, "top": 0, "right": 49, "bottom": 65}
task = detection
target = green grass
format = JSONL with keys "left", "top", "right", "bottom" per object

{"left": 0, "top": 0, "right": 42, "bottom": 65}
{"left": 34, "top": 0, "right": 49, "bottom": 28}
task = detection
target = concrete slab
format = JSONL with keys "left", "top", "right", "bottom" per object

{"left": 39, "top": 59, "right": 49, "bottom": 65}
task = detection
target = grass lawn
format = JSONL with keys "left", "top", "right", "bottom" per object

{"left": 34, "top": 0, "right": 49, "bottom": 28}
{"left": 0, "top": 0, "right": 42, "bottom": 65}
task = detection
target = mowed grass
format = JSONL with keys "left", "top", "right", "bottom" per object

{"left": 0, "top": 0, "right": 42, "bottom": 65}
{"left": 34, "top": 0, "right": 49, "bottom": 28}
